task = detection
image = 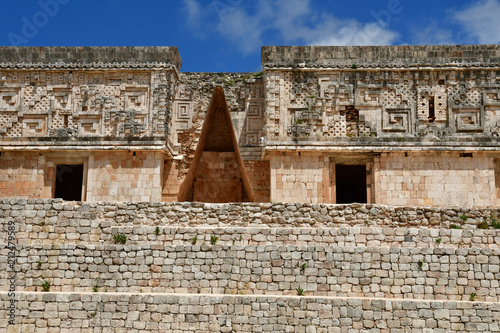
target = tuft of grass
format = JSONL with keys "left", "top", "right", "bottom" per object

{"left": 300, "top": 263, "right": 306, "bottom": 272}
{"left": 89, "top": 312, "right": 97, "bottom": 318}
{"left": 42, "top": 280, "right": 51, "bottom": 292}
{"left": 296, "top": 287, "right": 305, "bottom": 296}
{"left": 477, "top": 221, "right": 489, "bottom": 229}
{"left": 253, "top": 71, "right": 263, "bottom": 78}
{"left": 469, "top": 293, "right": 476, "bottom": 301}
{"left": 460, "top": 214, "right": 468, "bottom": 223}
{"left": 191, "top": 235, "right": 198, "bottom": 245}
{"left": 435, "top": 238, "right": 442, "bottom": 245}
{"left": 93, "top": 285, "right": 98, "bottom": 292}
{"left": 113, "top": 234, "right": 127, "bottom": 245}
{"left": 451, "top": 224, "right": 463, "bottom": 229}
{"left": 37, "top": 260, "right": 42, "bottom": 268}
{"left": 491, "top": 214, "right": 500, "bottom": 229}
{"left": 351, "top": 63, "right": 358, "bottom": 69}
{"left": 417, "top": 260, "right": 424, "bottom": 270}
{"left": 210, "top": 235, "right": 218, "bottom": 245}
{"left": 155, "top": 227, "right": 160, "bottom": 235}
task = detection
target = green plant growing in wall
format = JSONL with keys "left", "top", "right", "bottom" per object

{"left": 491, "top": 214, "right": 500, "bottom": 229}
{"left": 155, "top": 227, "right": 160, "bottom": 235}
{"left": 300, "top": 263, "right": 306, "bottom": 272}
{"left": 351, "top": 63, "right": 358, "bottom": 69}
{"left": 191, "top": 236, "right": 198, "bottom": 245}
{"left": 89, "top": 312, "right": 97, "bottom": 319}
{"left": 113, "top": 234, "right": 127, "bottom": 244}
{"left": 469, "top": 293, "right": 476, "bottom": 301}
{"left": 42, "top": 280, "right": 51, "bottom": 292}
{"left": 460, "top": 214, "right": 468, "bottom": 223}
{"left": 296, "top": 287, "right": 305, "bottom": 296}
{"left": 93, "top": 284, "right": 98, "bottom": 292}
{"left": 253, "top": 71, "right": 263, "bottom": 78}
{"left": 37, "top": 260, "right": 42, "bottom": 268}
{"left": 435, "top": 238, "right": 442, "bottom": 245}
{"left": 210, "top": 235, "right": 218, "bottom": 245}
{"left": 477, "top": 221, "right": 489, "bottom": 229}
{"left": 451, "top": 224, "right": 463, "bottom": 229}
{"left": 417, "top": 260, "right": 424, "bottom": 270}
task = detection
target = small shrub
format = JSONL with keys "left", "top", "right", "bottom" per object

{"left": 451, "top": 224, "right": 463, "bottom": 229}
{"left": 113, "top": 234, "right": 127, "bottom": 244}
{"left": 155, "top": 227, "right": 160, "bottom": 235}
{"left": 42, "top": 280, "right": 51, "bottom": 292}
{"left": 460, "top": 214, "right": 468, "bottom": 223}
{"left": 470, "top": 293, "right": 476, "bottom": 301}
{"left": 210, "top": 235, "right": 218, "bottom": 245}
{"left": 351, "top": 63, "right": 358, "bottom": 69}
{"left": 477, "top": 221, "right": 489, "bottom": 229}
{"left": 296, "top": 287, "right": 305, "bottom": 296}
{"left": 435, "top": 238, "right": 442, "bottom": 245}
{"left": 93, "top": 285, "right": 98, "bottom": 292}
{"left": 191, "top": 236, "right": 198, "bottom": 245}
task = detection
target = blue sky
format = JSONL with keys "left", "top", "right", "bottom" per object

{"left": 0, "top": 0, "right": 499, "bottom": 72}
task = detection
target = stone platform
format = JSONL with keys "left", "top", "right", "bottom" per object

{"left": 1, "top": 199, "right": 500, "bottom": 332}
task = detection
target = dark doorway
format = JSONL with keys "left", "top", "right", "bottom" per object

{"left": 336, "top": 165, "right": 367, "bottom": 204}
{"left": 54, "top": 164, "right": 83, "bottom": 201}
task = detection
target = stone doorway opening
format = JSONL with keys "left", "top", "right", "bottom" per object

{"left": 54, "top": 164, "right": 84, "bottom": 201}
{"left": 335, "top": 164, "right": 367, "bottom": 204}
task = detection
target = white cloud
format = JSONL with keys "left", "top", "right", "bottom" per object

{"left": 454, "top": 0, "right": 500, "bottom": 44}
{"left": 182, "top": 0, "right": 399, "bottom": 54}
{"left": 182, "top": 0, "right": 204, "bottom": 34}
{"left": 410, "top": 21, "right": 455, "bottom": 45}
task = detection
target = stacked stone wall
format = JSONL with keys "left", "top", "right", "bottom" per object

{"left": 2, "top": 199, "right": 500, "bottom": 332}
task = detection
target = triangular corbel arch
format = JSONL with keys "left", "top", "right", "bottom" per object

{"left": 177, "top": 86, "right": 254, "bottom": 202}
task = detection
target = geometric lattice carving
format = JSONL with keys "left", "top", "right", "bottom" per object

{"left": 78, "top": 117, "right": 101, "bottom": 135}
{"left": 484, "top": 90, "right": 500, "bottom": 106}
{"left": 383, "top": 108, "right": 411, "bottom": 133}
{"left": 22, "top": 117, "right": 46, "bottom": 136}
{"left": 417, "top": 86, "right": 447, "bottom": 122}
{"left": 0, "top": 87, "right": 21, "bottom": 110}
{"left": 452, "top": 107, "right": 484, "bottom": 132}
{"left": 244, "top": 82, "right": 265, "bottom": 145}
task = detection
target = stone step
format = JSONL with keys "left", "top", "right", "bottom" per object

{"left": 1, "top": 291, "right": 499, "bottom": 332}
{"left": 4, "top": 224, "right": 500, "bottom": 249}
{"left": 3, "top": 243, "right": 499, "bottom": 302}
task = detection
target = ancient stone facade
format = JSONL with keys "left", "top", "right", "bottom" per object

{"left": 0, "top": 45, "right": 499, "bottom": 207}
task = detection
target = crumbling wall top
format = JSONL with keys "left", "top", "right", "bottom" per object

{"left": 0, "top": 46, "right": 182, "bottom": 70}
{"left": 261, "top": 44, "right": 500, "bottom": 69}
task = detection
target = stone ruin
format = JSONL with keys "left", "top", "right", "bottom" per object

{"left": 0, "top": 45, "right": 499, "bottom": 207}
{"left": 0, "top": 45, "right": 499, "bottom": 332}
